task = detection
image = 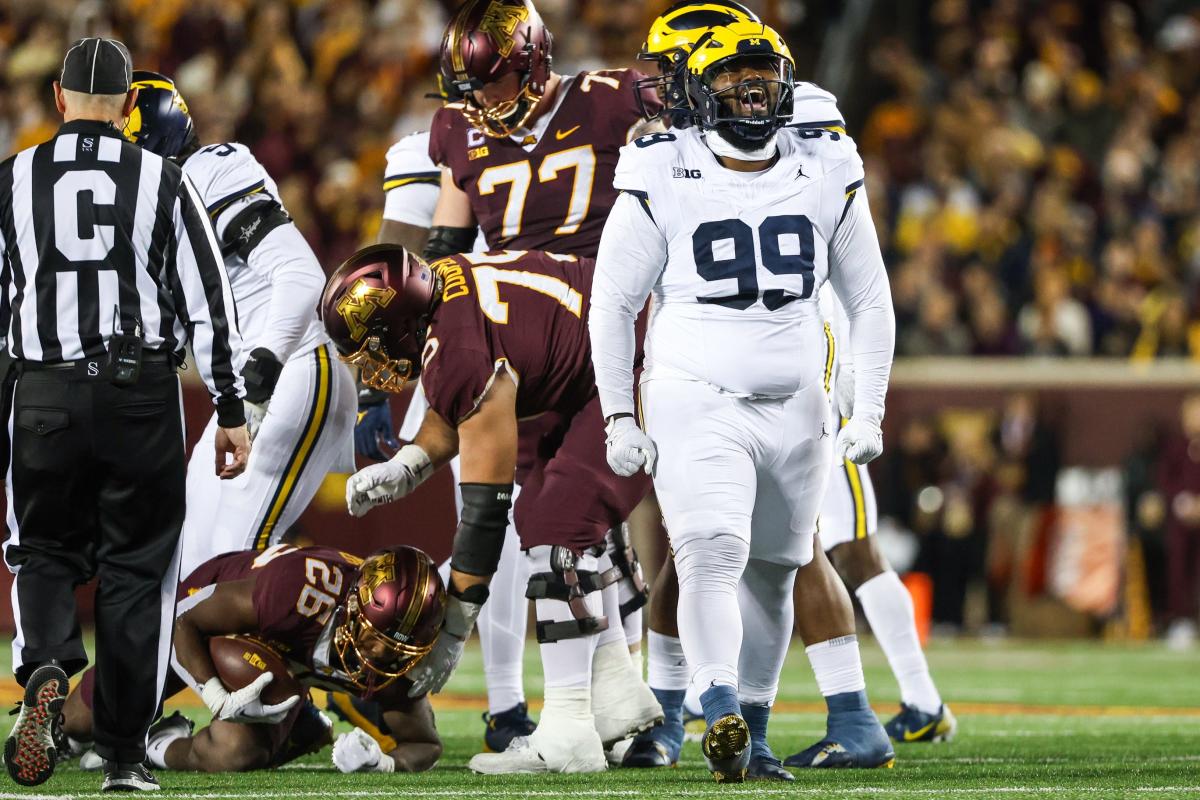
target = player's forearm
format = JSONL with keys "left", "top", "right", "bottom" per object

{"left": 252, "top": 225, "right": 325, "bottom": 362}
{"left": 173, "top": 615, "right": 219, "bottom": 688}
{"left": 588, "top": 303, "right": 639, "bottom": 418}
{"left": 412, "top": 409, "right": 460, "bottom": 469}
{"left": 386, "top": 741, "right": 442, "bottom": 773}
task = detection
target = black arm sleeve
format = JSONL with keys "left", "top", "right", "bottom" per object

{"left": 422, "top": 226, "right": 478, "bottom": 261}
{"left": 450, "top": 483, "right": 514, "bottom": 576}
{"left": 221, "top": 200, "right": 292, "bottom": 261}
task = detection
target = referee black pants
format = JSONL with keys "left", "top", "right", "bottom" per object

{"left": 3, "top": 361, "right": 185, "bottom": 763}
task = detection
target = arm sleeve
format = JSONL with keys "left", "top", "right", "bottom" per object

{"left": 221, "top": 205, "right": 324, "bottom": 362}
{"left": 826, "top": 186, "right": 895, "bottom": 426}
{"left": 589, "top": 190, "right": 667, "bottom": 418}
{"left": 171, "top": 173, "right": 246, "bottom": 427}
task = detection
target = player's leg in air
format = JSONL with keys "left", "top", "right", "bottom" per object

{"left": 822, "top": 452, "right": 956, "bottom": 743}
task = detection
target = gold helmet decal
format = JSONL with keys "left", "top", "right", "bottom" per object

{"left": 336, "top": 279, "right": 397, "bottom": 342}
{"left": 357, "top": 550, "right": 397, "bottom": 604}
{"left": 479, "top": 0, "right": 529, "bottom": 58}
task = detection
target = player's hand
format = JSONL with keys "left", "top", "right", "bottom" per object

{"left": 836, "top": 417, "right": 883, "bottom": 465}
{"left": 355, "top": 401, "right": 399, "bottom": 462}
{"left": 407, "top": 590, "right": 484, "bottom": 697}
{"left": 835, "top": 364, "right": 855, "bottom": 421}
{"left": 332, "top": 728, "right": 395, "bottom": 773}
{"left": 200, "top": 673, "right": 300, "bottom": 724}
{"left": 244, "top": 400, "right": 268, "bottom": 443}
{"left": 215, "top": 425, "right": 251, "bottom": 480}
{"left": 604, "top": 415, "right": 657, "bottom": 477}
{"left": 345, "top": 444, "right": 434, "bottom": 517}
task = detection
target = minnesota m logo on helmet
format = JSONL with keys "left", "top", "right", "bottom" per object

{"left": 336, "top": 280, "right": 397, "bottom": 342}
{"left": 478, "top": 0, "right": 529, "bottom": 58}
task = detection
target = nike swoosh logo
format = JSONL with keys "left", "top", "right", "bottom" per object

{"left": 555, "top": 125, "right": 581, "bottom": 140}
{"left": 903, "top": 721, "right": 937, "bottom": 741}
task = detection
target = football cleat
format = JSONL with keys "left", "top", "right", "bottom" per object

{"left": 482, "top": 702, "right": 537, "bottom": 753}
{"left": 147, "top": 711, "right": 194, "bottom": 745}
{"left": 701, "top": 714, "right": 751, "bottom": 783}
{"left": 884, "top": 704, "right": 957, "bottom": 744}
{"left": 747, "top": 753, "right": 795, "bottom": 781}
{"left": 4, "top": 663, "right": 68, "bottom": 786}
{"left": 620, "top": 733, "right": 679, "bottom": 768}
{"left": 590, "top": 643, "right": 663, "bottom": 747}
{"left": 79, "top": 749, "right": 104, "bottom": 771}
{"left": 785, "top": 691, "right": 895, "bottom": 769}
{"left": 469, "top": 708, "right": 605, "bottom": 774}
{"left": 100, "top": 760, "right": 160, "bottom": 792}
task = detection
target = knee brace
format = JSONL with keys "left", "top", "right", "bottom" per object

{"left": 605, "top": 524, "right": 649, "bottom": 620}
{"left": 526, "top": 546, "right": 610, "bottom": 643}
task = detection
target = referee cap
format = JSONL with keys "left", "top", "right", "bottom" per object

{"left": 60, "top": 38, "right": 133, "bottom": 95}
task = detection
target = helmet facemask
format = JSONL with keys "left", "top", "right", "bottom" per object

{"left": 339, "top": 325, "right": 427, "bottom": 394}
{"left": 691, "top": 53, "right": 794, "bottom": 149}
{"left": 332, "top": 595, "right": 437, "bottom": 696}
{"left": 459, "top": 67, "right": 545, "bottom": 138}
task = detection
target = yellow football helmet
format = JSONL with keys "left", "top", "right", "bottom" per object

{"left": 636, "top": 1, "right": 760, "bottom": 121}
{"left": 685, "top": 21, "right": 795, "bottom": 147}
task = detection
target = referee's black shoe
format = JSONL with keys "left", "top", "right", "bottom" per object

{"left": 101, "top": 761, "right": 160, "bottom": 792}
{"left": 4, "top": 663, "right": 69, "bottom": 786}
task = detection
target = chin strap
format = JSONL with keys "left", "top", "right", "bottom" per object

{"left": 704, "top": 130, "right": 779, "bottom": 162}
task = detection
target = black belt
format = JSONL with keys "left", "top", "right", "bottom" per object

{"left": 17, "top": 352, "right": 175, "bottom": 379}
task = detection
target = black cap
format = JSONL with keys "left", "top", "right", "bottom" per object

{"left": 60, "top": 38, "right": 132, "bottom": 95}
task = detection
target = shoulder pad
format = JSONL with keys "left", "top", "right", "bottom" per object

{"left": 791, "top": 81, "right": 846, "bottom": 131}
{"left": 184, "top": 142, "right": 271, "bottom": 218}
{"left": 384, "top": 131, "right": 439, "bottom": 191}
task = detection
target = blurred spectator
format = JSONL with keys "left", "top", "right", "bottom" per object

{"left": 1158, "top": 393, "right": 1200, "bottom": 648}
{"left": 1123, "top": 425, "right": 1169, "bottom": 629}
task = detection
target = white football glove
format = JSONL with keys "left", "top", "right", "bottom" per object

{"left": 332, "top": 727, "right": 395, "bottom": 773}
{"left": 834, "top": 364, "right": 855, "bottom": 422}
{"left": 604, "top": 415, "right": 657, "bottom": 477}
{"left": 346, "top": 444, "right": 433, "bottom": 517}
{"left": 836, "top": 417, "right": 883, "bottom": 465}
{"left": 199, "top": 673, "right": 300, "bottom": 725}
{"left": 407, "top": 591, "right": 484, "bottom": 697}
{"left": 245, "top": 401, "right": 268, "bottom": 443}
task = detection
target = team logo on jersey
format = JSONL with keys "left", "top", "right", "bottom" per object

{"left": 336, "top": 279, "right": 397, "bottom": 342}
{"left": 478, "top": 1, "right": 529, "bottom": 57}
{"left": 673, "top": 167, "right": 702, "bottom": 179}
{"left": 468, "top": 146, "right": 490, "bottom": 160}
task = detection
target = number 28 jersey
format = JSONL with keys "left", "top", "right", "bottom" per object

{"left": 606, "top": 126, "right": 867, "bottom": 398}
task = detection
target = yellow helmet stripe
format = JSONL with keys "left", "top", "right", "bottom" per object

{"left": 131, "top": 79, "right": 177, "bottom": 92}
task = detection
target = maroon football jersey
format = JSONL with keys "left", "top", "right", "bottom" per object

{"left": 180, "top": 544, "right": 367, "bottom": 693}
{"left": 421, "top": 250, "right": 599, "bottom": 425}
{"left": 429, "top": 69, "right": 661, "bottom": 259}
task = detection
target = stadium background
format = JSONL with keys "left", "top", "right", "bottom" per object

{"left": 1, "top": 0, "right": 1199, "bottom": 649}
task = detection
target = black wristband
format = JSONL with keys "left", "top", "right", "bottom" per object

{"left": 216, "top": 396, "right": 245, "bottom": 428}
{"left": 242, "top": 347, "right": 283, "bottom": 404}
{"left": 450, "top": 483, "right": 513, "bottom": 576}
{"left": 422, "top": 226, "right": 478, "bottom": 261}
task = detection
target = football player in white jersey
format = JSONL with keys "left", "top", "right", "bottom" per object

{"left": 819, "top": 286, "right": 956, "bottom": 744}
{"left": 589, "top": 23, "right": 897, "bottom": 782}
{"left": 123, "top": 72, "right": 357, "bottom": 577}
{"left": 355, "top": 127, "right": 536, "bottom": 753}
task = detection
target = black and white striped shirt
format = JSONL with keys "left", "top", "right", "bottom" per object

{"left": 0, "top": 119, "right": 245, "bottom": 424}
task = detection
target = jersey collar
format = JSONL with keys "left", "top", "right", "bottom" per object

{"left": 58, "top": 119, "right": 123, "bottom": 138}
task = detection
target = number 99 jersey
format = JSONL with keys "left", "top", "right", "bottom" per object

{"left": 607, "top": 125, "right": 867, "bottom": 398}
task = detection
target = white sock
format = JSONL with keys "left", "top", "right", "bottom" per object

{"left": 541, "top": 685, "right": 593, "bottom": 722}
{"left": 674, "top": 533, "right": 749, "bottom": 691}
{"left": 806, "top": 635, "right": 866, "bottom": 696}
{"left": 647, "top": 631, "right": 689, "bottom": 690}
{"left": 623, "top": 606, "right": 643, "bottom": 651}
{"left": 595, "top": 554, "right": 628, "bottom": 649}
{"left": 145, "top": 730, "right": 184, "bottom": 770}
{"left": 857, "top": 570, "right": 942, "bottom": 714}
{"left": 591, "top": 638, "right": 640, "bottom": 707}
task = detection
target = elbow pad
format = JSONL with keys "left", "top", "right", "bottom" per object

{"left": 450, "top": 483, "right": 513, "bottom": 576}
{"left": 422, "top": 226, "right": 477, "bottom": 261}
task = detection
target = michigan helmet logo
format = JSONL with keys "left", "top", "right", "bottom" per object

{"left": 336, "top": 279, "right": 397, "bottom": 342}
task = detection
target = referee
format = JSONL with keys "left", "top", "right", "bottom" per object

{"left": 0, "top": 39, "right": 250, "bottom": 792}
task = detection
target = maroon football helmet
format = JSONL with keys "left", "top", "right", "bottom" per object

{"left": 333, "top": 546, "right": 447, "bottom": 695}
{"left": 440, "top": 0, "right": 553, "bottom": 138}
{"left": 320, "top": 244, "right": 438, "bottom": 393}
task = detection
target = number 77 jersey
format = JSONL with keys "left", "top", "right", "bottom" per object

{"left": 605, "top": 125, "right": 869, "bottom": 398}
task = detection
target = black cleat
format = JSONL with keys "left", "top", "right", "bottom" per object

{"left": 483, "top": 702, "right": 538, "bottom": 753}
{"left": 4, "top": 663, "right": 68, "bottom": 786}
{"left": 101, "top": 761, "right": 160, "bottom": 792}
{"left": 701, "top": 714, "right": 751, "bottom": 783}
{"left": 747, "top": 753, "right": 795, "bottom": 781}
{"left": 621, "top": 736, "right": 677, "bottom": 768}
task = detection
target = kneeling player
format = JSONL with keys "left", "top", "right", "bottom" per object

{"left": 325, "top": 246, "right": 661, "bottom": 773}
{"left": 60, "top": 544, "right": 445, "bottom": 775}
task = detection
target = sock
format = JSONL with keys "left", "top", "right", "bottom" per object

{"left": 740, "top": 701, "right": 772, "bottom": 759}
{"left": 595, "top": 554, "right": 627, "bottom": 649}
{"left": 647, "top": 687, "right": 686, "bottom": 750}
{"left": 591, "top": 638, "right": 637, "bottom": 704}
{"left": 683, "top": 682, "right": 703, "bottom": 718}
{"left": 647, "top": 631, "right": 689, "bottom": 691}
{"left": 806, "top": 635, "right": 866, "bottom": 697}
{"left": 146, "top": 731, "right": 185, "bottom": 770}
{"left": 857, "top": 570, "right": 942, "bottom": 715}
{"left": 542, "top": 685, "right": 593, "bottom": 722}
{"left": 479, "top": 522, "right": 530, "bottom": 715}
{"left": 700, "top": 684, "right": 741, "bottom": 728}
{"left": 485, "top": 662, "right": 525, "bottom": 716}
{"left": 622, "top": 606, "right": 643, "bottom": 651}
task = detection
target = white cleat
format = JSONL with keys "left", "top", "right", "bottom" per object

{"left": 79, "top": 749, "right": 103, "bottom": 771}
{"left": 591, "top": 641, "right": 663, "bottom": 747}
{"left": 469, "top": 709, "right": 606, "bottom": 774}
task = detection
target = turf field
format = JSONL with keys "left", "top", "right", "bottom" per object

{"left": 2, "top": 638, "right": 1197, "bottom": 799}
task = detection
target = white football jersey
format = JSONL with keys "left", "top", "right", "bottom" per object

{"left": 381, "top": 130, "right": 487, "bottom": 251}
{"left": 184, "top": 143, "right": 327, "bottom": 361}
{"left": 610, "top": 125, "right": 866, "bottom": 398}
{"left": 791, "top": 81, "right": 846, "bottom": 130}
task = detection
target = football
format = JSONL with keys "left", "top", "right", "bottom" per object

{"left": 208, "top": 635, "right": 303, "bottom": 708}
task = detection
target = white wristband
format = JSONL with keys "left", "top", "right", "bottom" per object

{"left": 200, "top": 677, "right": 229, "bottom": 717}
